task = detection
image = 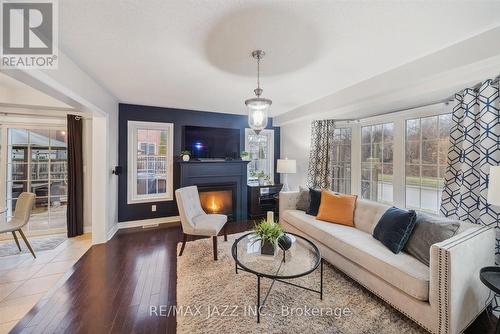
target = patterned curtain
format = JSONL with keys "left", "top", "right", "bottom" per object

{"left": 307, "top": 120, "right": 335, "bottom": 189}
{"left": 440, "top": 79, "right": 500, "bottom": 261}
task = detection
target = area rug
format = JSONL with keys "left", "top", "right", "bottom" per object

{"left": 176, "top": 233, "right": 427, "bottom": 334}
{"left": 0, "top": 233, "right": 66, "bottom": 257}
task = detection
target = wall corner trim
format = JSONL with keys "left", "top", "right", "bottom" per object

{"left": 106, "top": 224, "right": 119, "bottom": 242}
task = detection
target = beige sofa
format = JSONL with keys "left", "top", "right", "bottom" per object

{"left": 279, "top": 191, "right": 495, "bottom": 334}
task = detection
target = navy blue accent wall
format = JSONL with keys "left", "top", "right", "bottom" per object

{"left": 118, "top": 103, "right": 280, "bottom": 222}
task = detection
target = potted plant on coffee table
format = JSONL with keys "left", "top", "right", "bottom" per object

{"left": 252, "top": 219, "right": 284, "bottom": 256}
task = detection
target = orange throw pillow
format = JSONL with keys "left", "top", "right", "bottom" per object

{"left": 316, "top": 190, "right": 357, "bottom": 227}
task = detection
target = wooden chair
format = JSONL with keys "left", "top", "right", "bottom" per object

{"left": 0, "top": 192, "right": 36, "bottom": 258}
{"left": 175, "top": 186, "right": 227, "bottom": 260}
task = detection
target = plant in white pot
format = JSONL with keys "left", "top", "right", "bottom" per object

{"left": 254, "top": 170, "right": 265, "bottom": 185}
{"left": 240, "top": 151, "right": 250, "bottom": 161}
{"left": 180, "top": 150, "right": 191, "bottom": 161}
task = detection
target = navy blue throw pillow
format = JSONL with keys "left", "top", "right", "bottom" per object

{"left": 306, "top": 188, "right": 322, "bottom": 216}
{"left": 373, "top": 207, "right": 417, "bottom": 254}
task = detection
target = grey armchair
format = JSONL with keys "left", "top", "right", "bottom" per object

{"left": 175, "top": 186, "right": 227, "bottom": 260}
{"left": 0, "top": 192, "right": 36, "bottom": 258}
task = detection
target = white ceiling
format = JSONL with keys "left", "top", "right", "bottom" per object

{"left": 0, "top": 72, "right": 71, "bottom": 109}
{"left": 58, "top": 1, "right": 500, "bottom": 120}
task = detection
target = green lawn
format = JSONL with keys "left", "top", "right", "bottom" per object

{"left": 380, "top": 174, "right": 444, "bottom": 188}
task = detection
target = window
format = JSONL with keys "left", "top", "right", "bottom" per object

{"left": 245, "top": 129, "right": 274, "bottom": 185}
{"left": 127, "top": 121, "right": 173, "bottom": 203}
{"left": 405, "top": 114, "right": 451, "bottom": 214}
{"left": 5, "top": 128, "right": 68, "bottom": 232}
{"left": 361, "top": 123, "right": 394, "bottom": 203}
{"left": 139, "top": 142, "right": 156, "bottom": 155}
{"left": 332, "top": 128, "right": 351, "bottom": 194}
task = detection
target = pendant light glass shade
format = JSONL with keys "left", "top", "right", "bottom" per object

{"left": 246, "top": 97, "right": 271, "bottom": 133}
{"left": 245, "top": 50, "right": 271, "bottom": 134}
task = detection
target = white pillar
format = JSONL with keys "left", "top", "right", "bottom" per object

{"left": 91, "top": 115, "right": 109, "bottom": 244}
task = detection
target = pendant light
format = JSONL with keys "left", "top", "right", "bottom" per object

{"left": 245, "top": 50, "right": 271, "bottom": 134}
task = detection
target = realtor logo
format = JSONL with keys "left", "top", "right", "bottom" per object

{"left": 1, "top": 0, "right": 58, "bottom": 68}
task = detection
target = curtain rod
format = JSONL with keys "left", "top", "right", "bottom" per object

{"left": 331, "top": 98, "right": 453, "bottom": 124}
{"left": 0, "top": 103, "right": 91, "bottom": 119}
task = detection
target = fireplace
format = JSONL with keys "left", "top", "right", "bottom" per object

{"left": 198, "top": 183, "right": 236, "bottom": 220}
{"left": 179, "top": 160, "right": 249, "bottom": 221}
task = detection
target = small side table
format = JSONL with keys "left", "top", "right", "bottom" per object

{"left": 480, "top": 266, "right": 500, "bottom": 334}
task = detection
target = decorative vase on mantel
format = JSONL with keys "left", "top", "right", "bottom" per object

{"left": 180, "top": 151, "right": 191, "bottom": 162}
{"left": 258, "top": 177, "right": 265, "bottom": 186}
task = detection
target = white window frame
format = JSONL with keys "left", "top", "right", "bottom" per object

{"left": 359, "top": 122, "right": 395, "bottom": 204}
{"left": 244, "top": 128, "right": 275, "bottom": 182}
{"left": 404, "top": 113, "right": 452, "bottom": 214}
{"left": 127, "top": 121, "right": 174, "bottom": 204}
{"left": 344, "top": 102, "right": 452, "bottom": 211}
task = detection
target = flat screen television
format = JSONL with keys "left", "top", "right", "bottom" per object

{"left": 184, "top": 126, "right": 240, "bottom": 159}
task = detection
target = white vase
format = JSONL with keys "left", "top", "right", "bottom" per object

{"left": 182, "top": 155, "right": 190, "bottom": 162}
{"left": 258, "top": 177, "right": 265, "bottom": 186}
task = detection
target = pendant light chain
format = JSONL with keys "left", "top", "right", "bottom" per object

{"left": 257, "top": 56, "right": 260, "bottom": 93}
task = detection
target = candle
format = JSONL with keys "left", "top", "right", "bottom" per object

{"left": 267, "top": 211, "right": 274, "bottom": 224}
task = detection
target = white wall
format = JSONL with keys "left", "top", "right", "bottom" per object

{"left": 280, "top": 120, "right": 311, "bottom": 190}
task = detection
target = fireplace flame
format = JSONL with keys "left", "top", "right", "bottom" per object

{"left": 199, "top": 190, "right": 232, "bottom": 215}
{"left": 209, "top": 196, "right": 220, "bottom": 213}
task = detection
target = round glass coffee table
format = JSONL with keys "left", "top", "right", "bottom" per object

{"left": 231, "top": 232, "right": 323, "bottom": 323}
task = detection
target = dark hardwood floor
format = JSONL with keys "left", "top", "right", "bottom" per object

{"left": 11, "top": 221, "right": 496, "bottom": 334}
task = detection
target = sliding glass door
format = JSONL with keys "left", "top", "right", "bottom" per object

{"left": 3, "top": 127, "right": 68, "bottom": 234}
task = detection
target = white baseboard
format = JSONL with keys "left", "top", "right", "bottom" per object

{"left": 117, "top": 216, "right": 180, "bottom": 230}
{"left": 106, "top": 223, "right": 119, "bottom": 241}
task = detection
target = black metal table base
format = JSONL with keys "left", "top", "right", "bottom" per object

{"left": 236, "top": 258, "right": 324, "bottom": 323}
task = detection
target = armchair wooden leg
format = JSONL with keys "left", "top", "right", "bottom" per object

{"left": 18, "top": 229, "right": 36, "bottom": 258}
{"left": 213, "top": 236, "right": 218, "bottom": 261}
{"left": 179, "top": 233, "right": 187, "bottom": 256}
{"left": 12, "top": 231, "right": 21, "bottom": 252}
{"left": 223, "top": 224, "right": 227, "bottom": 242}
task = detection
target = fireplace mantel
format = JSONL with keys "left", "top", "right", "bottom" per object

{"left": 178, "top": 160, "right": 250, "bottom": 221}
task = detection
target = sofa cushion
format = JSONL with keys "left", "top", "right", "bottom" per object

{"left": 306, "top": 188, "right": 322, "bottom": 216}
{"left": 192, "top": 214, "right": 227, "bottom": 235}
{"left": 296, "top": 186, "right": 310, "bottom": 211}
{"left": 404, "top": 213, "right": 460, "bottom": 266}
{"left": 282, "top": 209, "right": 430, "bottom": 301}
{"left": 373, "top": 207, "right": 417, "bottom": 254}
{"left": 353, "top": 199, "right": 390, "bottom": 234}
{"left": 316, "top": 191, "right": 357, "bottom": 226}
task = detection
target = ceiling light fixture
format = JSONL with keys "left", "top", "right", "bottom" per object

{"left": 245, "top": 50, "right": 271, "bottom": 134}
